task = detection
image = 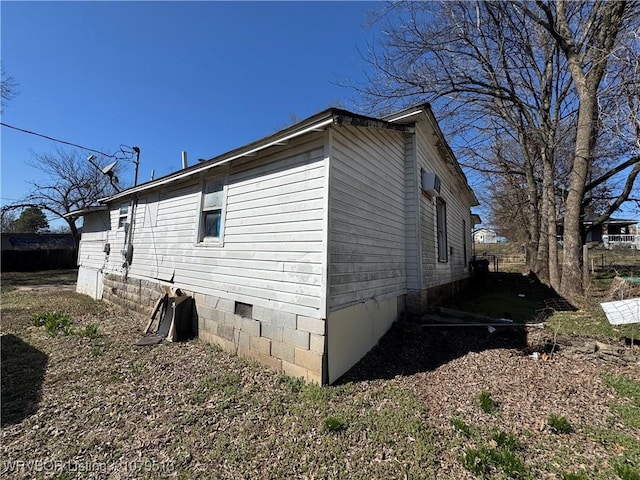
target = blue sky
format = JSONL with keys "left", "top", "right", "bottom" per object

{"left": 1, "top": 1, "right": 387, "bottom": 225}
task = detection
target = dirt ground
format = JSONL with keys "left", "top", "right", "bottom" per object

{"left": 1, "top": 272, "right": 639, "bottom": 479}
{"left": 339, "top": 272, "right": 639, "bottom": 479}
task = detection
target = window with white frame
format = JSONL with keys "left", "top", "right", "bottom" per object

{"left": 118, "top": 203, "right": 129, "bottom": 229}
{"left": 437, "top": 197, "right": 448, "bottom": 262}
{"left": 199, "top": 177, "right": 225, "bottom": 242}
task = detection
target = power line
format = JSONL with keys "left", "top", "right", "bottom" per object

{"left": 1, "top": 121, "right": 112, "bottom": 157}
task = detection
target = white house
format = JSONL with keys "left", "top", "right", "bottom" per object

{"left": 474, "top": 228, "right": 498, "bottom": 244}
{"left": 72, "top": 104, "right": 479, "bottom": 384}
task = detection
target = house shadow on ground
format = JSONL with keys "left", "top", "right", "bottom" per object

{"left": 336, "top": 272, "right": 575, "bottom": 385}
{"left": 1, "top": 334, "right": 48, "bottom": 427}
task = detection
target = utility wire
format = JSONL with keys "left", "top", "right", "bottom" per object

{"left": 1, "top": 121, "right": 113, "bottom": 157}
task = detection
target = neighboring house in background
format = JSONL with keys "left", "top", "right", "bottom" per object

{"left": 71, "top": 104, "right": 479, "bottom": 384}
{"left": 600, "top": 220, "right": 640, "bottom": 249}
{"left": 557, "top": 216, "right": 639, "bottom": 249}
{"left": 473, "top": 228, "right": 498, "bottom": 244}
{"left": 1, "top": 233, "right": 77, "bottom": 271}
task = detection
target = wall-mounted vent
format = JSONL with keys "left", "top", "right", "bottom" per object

{"left": 422, "top": 171, "right": 442, "bottom": 196}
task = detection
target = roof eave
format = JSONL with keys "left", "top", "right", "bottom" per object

{"left": 101, "top": 108, "right": 412, "bottom": 203}
{"left": 386, "top": 104, "right": 480, "bottom": 206}
{"left": 63, "top": 205, "right": 108, "bottom": 219}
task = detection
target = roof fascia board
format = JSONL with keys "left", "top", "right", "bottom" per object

{"left": 334, "top": 111, "right": 413, "bottom": 132}
{"left": 383, "top": 103, "right": 431, "bottom": 123}
{"left": 63, "top": 205, "right": 108, "bottom": 219}
{"left": 101, "top": 108, "right": 412, "bottom": 204}
{"left": 102, "top": 114, "right": 336, "bottom": 203}
{"left": 386, "top": 104, "right": 480, "bottom": 207}
{"left": 421, "top": 107, "right": 480, "bottom": 207}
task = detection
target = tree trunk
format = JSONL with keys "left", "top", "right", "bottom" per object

{"left": 521, "top": 138, "right": 540, "bottom": 274}
{"left": 560, "top": 95, "right": 596, "bottom": 299}
{"left": 543, "top": 152, "right": 560, "bottom": 290}
{"left": 535, "top": 185, "right": 550, "bottom": 284}
{"left": 66, "top": 218, "right": 80, "bottom": 250}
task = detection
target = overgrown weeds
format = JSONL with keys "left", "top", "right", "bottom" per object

{"left": 31, "top": 311, "right": 99, "bottom": 339}
{"left": 614, "top": 461, "right": 640, "bottom": 480}
{"left": 33, "top": 311, "right": 72, "bottom": 336}
{"left": 547, "top": 414, "right": 574, "bottom": 434}
{"left": 479, "top": 390, "right": 498, "bottom": 414}
{"left": 463, "top": 443, "right": 529, "bottom": 479}
{"left": 323, "top": 416, "right": 346, "bottom": 432}
{"left": 451, "top": 417, "right": 473, "bottom": 437}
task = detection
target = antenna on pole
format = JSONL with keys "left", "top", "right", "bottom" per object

{"left": 87, "top": 155, "right": 120, "bottom": 192}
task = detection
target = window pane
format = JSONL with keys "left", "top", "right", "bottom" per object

{"left": 203, "top": 180, "right": 224, "bottom": 208}
{"left": 203, "top": 210, "right": 221, "bottom": 238}
{"left": 119, "top": 203, "right": 129, "bottom": 215}
{"left": 437, "top": 198, "right": 447, "bottom": 262}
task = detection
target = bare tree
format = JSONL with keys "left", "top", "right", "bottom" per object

{"left": 360, "top": 0, "right": 639, "bottom": 299}
{"left": 515, "top": 0, "right": 639, "bottom": 299}
{"left": 360, "top": 1, "right": 573, "bottom": 288}
{"left": 2, "top": 147, "right": 121, "bottom": 245}
{"left": 1, "top": 209, "right": 17, "bottom": 233}
{"left": 1, "top": 66, "right": 18, "bottom": 112}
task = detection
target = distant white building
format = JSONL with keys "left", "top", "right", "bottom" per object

{"left": 474, "top": 228, "right": 498, "bottom": 244}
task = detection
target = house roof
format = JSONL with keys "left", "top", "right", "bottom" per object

{"left": 584, "top": 217, "right": 638, "bottom": 226}
{"left": 557, "top": 216, "right": 638, "bottom": 226}
{"left": 102, "top": 108, "right": 411, "bottom": 203}
{"left": 384, "top": 103, "right": 479, "bottom": 206}
{"left": 100, "top": 104, "right": 477, "bottom": 206}
{"left": 63, "top": 205, "right": 108, "bottom": 220}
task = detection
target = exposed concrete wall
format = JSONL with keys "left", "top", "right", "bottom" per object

{"left": 103, "top": 273, "right": 163, "bottom": 318}
{"left": 405, "top": 277, "right": 470, "bottom": 316}
{"left": 102, "top": 273, "right": 325, "bottom": 384}
{"left": 327, "top": 296, "right": 402, "bottom": 384}
{"left": 195, "top": 291, "right": 325, "bottom": 384}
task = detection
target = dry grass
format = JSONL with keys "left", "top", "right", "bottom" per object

{"left": 1, "top": 272, "right": 639, "bottom": 479}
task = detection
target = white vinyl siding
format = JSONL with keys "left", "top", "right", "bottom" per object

{"left": 76, "top": 210, "right": 111, "bottom": 299}
{"left": 328, "top": 125, "right": 406, "bottom": 310}
{"left": 415, "top": 119, "right": 473, "bottom": 288}
{"left": 103, "top": 132, "right": 327, "bottom": 318}
{"left": 403, "top": 132, "right": 421, "bottom": 290}
{"left": 76, "top": 211, "right": 110, "bottom": 270}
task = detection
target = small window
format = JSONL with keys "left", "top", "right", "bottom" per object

{"left": 199, "top": 177, "right": 225, "bottom": 242}
{"left": 437, "top": 198, "right": 448, "bottom": 262}
{"left": 118, "top": 203, "right": 129, "bottom": 229}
